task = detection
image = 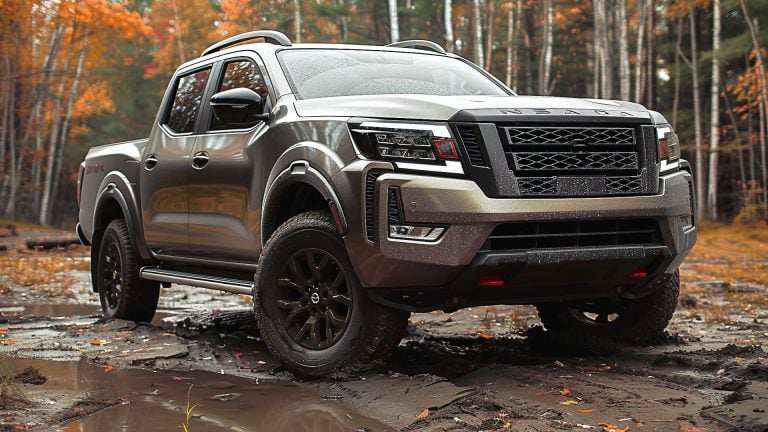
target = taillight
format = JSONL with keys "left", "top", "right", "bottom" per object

{"left": 77, "top": 162, "right": 85, "bottom": 208}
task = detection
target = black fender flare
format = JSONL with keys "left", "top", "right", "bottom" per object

{"left": 93, "top": 173, "right": 151, "bottom": 262}
{"left": 261, "top": 160, "right": 348, "bottom": 245}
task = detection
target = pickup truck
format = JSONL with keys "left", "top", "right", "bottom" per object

{"left": 77, "top": 30, "right": 697, "bottom": 378}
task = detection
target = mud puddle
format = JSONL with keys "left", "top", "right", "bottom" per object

{"left": 0, "top": 355, "right": 394, "bottom": 431}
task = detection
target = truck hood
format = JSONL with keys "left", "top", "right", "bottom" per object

{"left": 293, "top": 94, "right": 652, "bottom": 122}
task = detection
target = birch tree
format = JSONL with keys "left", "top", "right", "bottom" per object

{"left": 538, "top": 0, "right": 552, "bottom": 95}
{"left": 505, "top": 2, "right": 514, "bottom": 87}
{"left": 444, "top": 0, "right": 453, "bottom": 52}
{"left": 388, "top": 0, "right": 399, "bottom": 43}
{"left": 617, "top": 0, "right": 630, "bottom": 100}
{"left": 690, "top": 6, "right": 705, "bottom": 222}
{"left": 634, "top": 0, "right": 648, "bottom": 103}
{"left": 293, "top": 0, "right": 302, "bottom": 43}
{"left": 473, "top": 0, "right": 484, "bottom": 66}
{"left": 706, "top": 0, "right": 721, "bottom": 221}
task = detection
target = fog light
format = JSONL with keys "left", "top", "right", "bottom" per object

{"left": 388, "top": 224, "right": 445, "bottom": 241}
{"left": 681, "top": 214, "right": 693, "bottom": 228}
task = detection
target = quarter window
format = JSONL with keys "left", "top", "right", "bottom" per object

{"left": 165, "top": 68, "right": 211, "bottom": 134}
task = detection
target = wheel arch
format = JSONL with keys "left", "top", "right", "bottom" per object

{"left": 92, "top": 171, "right": 151, "bottom": 262}
{"left": 261, "top": 160, "right": 348, "bottom": 245}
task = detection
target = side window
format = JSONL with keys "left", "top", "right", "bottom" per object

{"left": 165, "top": 68, "right": 211, "bottom": 134}
{"left": 218, "top": 60, "right": 267, "bottom": 98}
{"left": 211, "top": 60, "right": 269, "bottom": 131}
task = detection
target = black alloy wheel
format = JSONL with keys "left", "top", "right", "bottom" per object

{"left": 274, "top": 248, "right": 352, "bottom": 350}
{"left": 100, "top": 241, "right": 123, "bottom": 314}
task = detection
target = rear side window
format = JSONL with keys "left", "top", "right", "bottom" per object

{"left": 165, "top": 68, "right": 211, "bottom": 134}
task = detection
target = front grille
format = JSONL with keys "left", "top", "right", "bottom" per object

{"left": 494, "top": 124, "right": 653, "bottom": 197}
{"left": 365, "top": 170, "right": 385, "bottom": 241}
{"left": 481, "top": 218, "right": 662, "bottom": 251}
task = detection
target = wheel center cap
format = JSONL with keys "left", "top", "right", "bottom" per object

{"left": 310, "top": 292, "right": 321, "bottom": 304}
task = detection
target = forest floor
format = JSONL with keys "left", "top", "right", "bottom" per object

{"left": 0, "top": 223, "right": 766, "bottom": 431}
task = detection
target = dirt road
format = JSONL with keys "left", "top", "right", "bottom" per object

{"left": 0, "top": 226, "right": 766, "bottom": 431}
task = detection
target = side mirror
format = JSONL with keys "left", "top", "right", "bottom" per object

{"left": 210, "top": 87, "right": 269, "bottom": 128}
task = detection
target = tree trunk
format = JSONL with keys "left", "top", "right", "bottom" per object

{"left": 388, "top": 0, "right": 399, "bottom": 43}
{"left": 724, "top": 90, "right": 748, "bottom": 188}
{"left": 539, "top": 0, "right": 552, "bottom": 95}
{"left": 49, "top": 33, "right": 88, "bottom": 223}
{"left": 170, "top": 0, "right": 186, "bottom": 64}
{"left": 444, "top": 0, "right": 454, "bottom": 52}
{"left": 739, "top": 0, "right": 768, "bottom": 209}
{"left": 485, "top": 0, "right": 495, "bottom": 71}
{"left": 706, "top": 0, "right": 721, "bottom": 221}
{"left": 512, "top": 0, "right": 522, "bottom": 91}
{"left": 473, "top": 0, "right": 484, "bottom": 66}
{"left": 505, "top": 3, "right": 514, "bottom": 87}
{"left": 3, "top": 56, "right": 16, "bottom": 219}
{"left": 293, "top": 0, "right": 302, "bottom": 43}
{"left": 690, "top": 7, "right": 705, "bottom": 223}
{"left": 617, "top": 0, "right": 630, "bottom": 100}
{"left": 672, "top": 16, "right": 683, "bottom": 129}
{"left": 634, "top": 0, "right": 647, "bottom": 103}
{"left": 645, "top": 2, "right": 655, "bottom": 107}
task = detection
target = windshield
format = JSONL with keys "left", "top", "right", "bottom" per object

{"left": 278, "top": 49, "right": 509, "bottom": 99}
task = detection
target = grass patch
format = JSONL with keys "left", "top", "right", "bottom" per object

{"left": 683, "top": 224, "right": 768, "bottom": 285}
{"left": 0, "top": 251, "right": 89, "bottom": 296}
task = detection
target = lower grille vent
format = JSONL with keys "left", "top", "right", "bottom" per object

{"left": 365, "top": 170, "right": 385, "bottom": 241}
{"left": 482, "top": 218, "right": 662, "bottom": 251}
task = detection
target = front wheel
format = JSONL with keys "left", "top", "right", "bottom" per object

{"left": 96, "top": 219, "right": 159, "bottom": 322}
{"left": 253, "top": 211, "right": 409, "bottom": 379}
{"left": 536, "top": 271, "right": 680, "bottom": 345}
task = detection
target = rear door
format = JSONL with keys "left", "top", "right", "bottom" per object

{"left": 186, "top": 54, "right": 272, "bottom": 262}
{"left": 140, "top": 66, "right": 212, "bottom": 256}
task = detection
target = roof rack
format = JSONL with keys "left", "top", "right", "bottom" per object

{"left": 201, "top": 30, "right": 292, "bottom": 57}
{"left": 386, "top": 40, "right": 446, "bottom": 54}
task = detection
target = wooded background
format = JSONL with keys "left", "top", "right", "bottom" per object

{"left": 1, "top": 0, "right": 767, "bottom": 227}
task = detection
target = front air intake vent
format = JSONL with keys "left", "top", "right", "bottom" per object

{"left": 456, "top": 126, "right": 486, "bottom": 166}
{"left": 365, "top": 170, "right": 385, "bottom": 241}
{"left": 387, "top": 187, "right": 403, "bottom": 224}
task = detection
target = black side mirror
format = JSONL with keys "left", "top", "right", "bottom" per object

{"left": 210, "top": 87, "right": 269, "bottom": 128}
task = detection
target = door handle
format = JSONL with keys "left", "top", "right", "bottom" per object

{"left": 191, "top": 151, "right": 210, "bottom": 170}
{"left": 144, "top": 154, "right": 158, "bottom": 170}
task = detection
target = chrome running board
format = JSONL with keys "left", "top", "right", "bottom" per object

{"left": 140, "top": 267, "right": 253, "bottom": 295}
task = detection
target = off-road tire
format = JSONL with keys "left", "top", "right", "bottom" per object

{"left": 253, "top": 211, "right": 409, "bottom": 379}
{"left": 536, "top": 271, "right": 680, "bottom": 345}
{"left": 96, "top": 219, "right": 159, "bottom": 322}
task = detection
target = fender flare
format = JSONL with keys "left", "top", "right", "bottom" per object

{"left": 261, "top": 160, "right": 348, "bottom": 245}
{"left": 93, "top": 172, "right": 152, "bottom": 261}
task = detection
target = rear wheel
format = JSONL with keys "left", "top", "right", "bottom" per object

{"left": 254, "top": 211, "right": 409, "bottom": 379}
{"left": 96, "top": 219, "right": 159, "bottom": 322}
{"left": 536, "top": 271, "right": 680, "bottom": 344}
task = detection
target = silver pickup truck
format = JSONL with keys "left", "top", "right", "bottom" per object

{"left": 77, "top": 30, "right": 697, "bottom": 378}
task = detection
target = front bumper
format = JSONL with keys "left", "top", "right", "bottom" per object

{"left": 336, "top": 164, "right": 696, "bottom": 311}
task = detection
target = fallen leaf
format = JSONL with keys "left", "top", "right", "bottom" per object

{"left": 89, "top": 340, "right": 103, "bottom": 345}
{"left": 559, "top": 399, "right": 579, "bottom": 406}
{"left": 679, "top": 425, "right": 707, "bottom": 432}
{"left": 103, "top": 365, "right": 114, "bottom": 373}
{"left": 598, "top": 423, "right": 629, "bottom": 432}
{"left": 561, "top": 388, "right": 571, "bottom": 396}
{"left": 578, "top": 409, "right": 595, "bottom": 413}
{"left": 478, "top": 333, "right": 494, "bottom": 339}
{"left": 0, "top": 339, "right": 16, "bottom": 345}
{"left": 0, "top": 328, "right": 8, "bottom": 333}
{"left": 416, "top": 408, "right": 429, "bottom": 419}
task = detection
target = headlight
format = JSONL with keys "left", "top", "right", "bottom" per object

{"left": 349, "top": 121, "right": 464, "bottom": 175}
{"left": 656, "top": 124, "right": 680, "bottom": 174}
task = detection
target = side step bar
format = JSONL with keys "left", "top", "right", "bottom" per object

{"left": 140, "top": 267, "right": 253, "bottom": 295}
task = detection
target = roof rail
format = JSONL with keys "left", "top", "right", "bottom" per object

{"left": 201, "top": 30, "right": 292, "bottom": 56}
{"left": 386, "top": 40, "right": 446, "bottom": 54}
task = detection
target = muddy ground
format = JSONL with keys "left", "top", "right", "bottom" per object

{"left": 0, "top": 225, "right": 766, "bottom": 431}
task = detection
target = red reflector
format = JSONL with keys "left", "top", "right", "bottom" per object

{"left": 628, "top": 267, "right": 647, "bottom": 279}
{"left": 433, "top": 138, "right": 459, "bottom": 160}
{"left": 658, "top": 138, "right": 669, "bottom": 159}
{"left": 476, "top": 274, "right": 504, "bottom": 287}
{"left": 328, "top": 201, "right": 344, "bottom": 234}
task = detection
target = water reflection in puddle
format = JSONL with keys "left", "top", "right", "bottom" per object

{"left": 2, "top": 357, "right": 393, "bottom": 432}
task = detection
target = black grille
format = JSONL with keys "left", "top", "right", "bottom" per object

{"left": 518, "top": 177, "right": 557, "bottom": 195}
{"left": 457, "top": 126, "right": 485, "bottom": 166}
{"left": 387, "top": 187, "right": 402, "bottom": 224}
{"left": 365, "top": 171, "right": 385, "bottom": 241}
{"left": 481, "top": 218, "right": 662, "bottom": 251}
{"left": 505, "top": 126, "right": 635, "bottom": 146}
{"left": 501, "top": 126, "right": 639, "bottom": 176}
{"left": 512, "top": 152, "right": 638, "bottom": 173}
{"left": 606, "top": 176, "right": 642, "bottom": 193}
